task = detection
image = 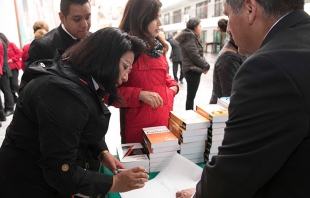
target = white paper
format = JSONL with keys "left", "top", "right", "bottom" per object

{"left": 120, "top": 153, "right": 203, "bottom": 198}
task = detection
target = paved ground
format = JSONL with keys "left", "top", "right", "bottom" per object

{"left": 0, "top": 53, "right": 217, "bottom": 155}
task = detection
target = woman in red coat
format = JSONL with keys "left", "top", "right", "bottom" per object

{"left": 116, "top": 0, "right": 179, "bottom": 144}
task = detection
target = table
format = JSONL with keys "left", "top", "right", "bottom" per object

{"left": 100, "top": 162, "right": 205, "bottom": 198}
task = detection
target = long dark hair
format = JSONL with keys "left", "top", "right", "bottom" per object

{"left": 119, "top": 0, "right": 167, "bottom": 52}
{"left": 64, "top": 27, "right": 145, "bottom": 104}
{"left": 0, "top": 33, "right": 9, "bottom": 45}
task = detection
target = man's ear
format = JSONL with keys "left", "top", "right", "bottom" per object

{"left": 59, "top": 12, "right": 65, "bottom": 24}
{"left": 245, "top": 0, "right": 257, "bottom": 25}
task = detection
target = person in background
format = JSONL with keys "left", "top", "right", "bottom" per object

{"left": 0, "top": 27, "right": 148, "bottom": 198}
{"left": 169, "top": 30, "right": 183, "bottom": 83}
{"left": 0, "top": 33, "right": 15, "bottom": 117}
{"left": 176, "top": 17, "right": 210, "bottom": 110}
{"left": 0, "top": 36, "right": 9, "bottom": 123}
{"left": 116, "top": 0, "right": 179, "bottom": 144}
{"left": 159, "top": 30, "right": 172, "bottom": 73}
{"left": 21, "top": 21, "right": 49, "bottom": 71}
{"left": 25, "top": 0, "right": 91, "bottom": 67}
{"left": 4, "top": 35, "right": 23, "bottom": 105}
{"left": 209, "top": 20, "right": 246, "bottom": 104}
{"left": 176, "top": 0, "right": 310, "bottom": 197}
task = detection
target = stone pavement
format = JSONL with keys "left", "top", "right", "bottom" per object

{"left": 0, "top": 53, "right": 217, "bottom": 155}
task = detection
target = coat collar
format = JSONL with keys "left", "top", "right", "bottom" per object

{"left": 262, "top": 9, "right": 310, "bottom": 47}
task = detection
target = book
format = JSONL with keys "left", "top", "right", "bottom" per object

{"left": 169, "top": 110, "right": 210, "bottom": 130}
{"left": 181, "top": 152, "right": 204, "bottom": 160}
{"left": 169, "top": 118, "right": 208, "bottom": 137}
{"left": 116, "top": 143, "right": 150, "bottom": 170}
{"left": 143, "top": 126, "right": 179, "bottom": 148}
{"left": 217, "top": 97, "right": 230, "bottom": 108}
{"left": 143, "top": 137, "right": 180, "bottom": 153}
{"left": 180, "top": 140, "right": 205, "bottom": 149}
{"left": 143, "top": 140, "right": 177, "bottom": 159}
{"left": 179, "top": 146, "right": 205, "bottom": 155}
{"left": 196, "top": 104, "right": 228, "bottom": 123}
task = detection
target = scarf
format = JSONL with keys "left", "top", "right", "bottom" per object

{"left": 145, "top": 39, "right": 164, "bottom": 58}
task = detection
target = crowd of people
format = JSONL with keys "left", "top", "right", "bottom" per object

{"left": 1, "top": 0, "right": 310, "bottom": 197}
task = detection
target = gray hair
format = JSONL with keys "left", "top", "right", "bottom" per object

{"left": 225, "top": 0, "right": 304, "bottom": 16}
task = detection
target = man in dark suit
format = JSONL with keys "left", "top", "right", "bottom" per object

{"left": 169, "top": 31, "right": 183, "bottom": 83}
{"left": 177, "top": 0, "right": 310, "bottom": 197}
{"left": 25, "top": 0, "right": 91, "bottom": 66}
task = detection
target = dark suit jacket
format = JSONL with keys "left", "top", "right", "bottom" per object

{"left": 195, "top": 9, "right": 310, "bottom": 197}
{"left": 169, "top": 38, "right": 183, "bottom": 62}
{"left": 25, "top": 24, "right": 78, "bottom": 67}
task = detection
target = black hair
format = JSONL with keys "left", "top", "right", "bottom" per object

{"left": 0, "top": 33, "right": 9, "bottom": 45}
{"left": 186, "top": 17, "right": 201, "bottom": 30}
{"left": 64, "top": 27, "right": 145, "bottom": 105}
{"left": 225, "top": 0, "right": 304, "bottom": 16}
{"left": 218, "top": 18, "right": 228, "bottom": 32}
{"left": 60, "top": 0, "right": 90, "bottom": 17}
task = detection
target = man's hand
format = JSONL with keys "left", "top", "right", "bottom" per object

{"left": 176, "top": 188, "right": 196, "bottom": 198}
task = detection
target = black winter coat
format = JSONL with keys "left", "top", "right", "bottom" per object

{"left": 0, "top": 56, "right": 113, "bottom": 197}
{"left": 209, "top": 44, "right": 246, "bottom": 104}
{"left": 176, "top": 28, "right": 210, "bottom": 74}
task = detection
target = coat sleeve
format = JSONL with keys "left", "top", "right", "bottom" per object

{"left": 37, "top": 89, "right": 113, "bottom": 197}
{"left": 182, "top": 36, "right": 209, "bottom": 70}
{"left": 9, "top": 42, "right": 22, "bottom": 69}
{"left": 194, "top": 55, "right": 308, "bottom": 197}
{"left": 110, "top": 86, "right": 143, "bottom": 107}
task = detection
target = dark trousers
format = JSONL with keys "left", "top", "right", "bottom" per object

{"left": 0, "top": 73, "right": 14, "bottom": 111}
{"left": 172, "top": 61, "right": 183, "bottom": 82}
{"left": 184, "top": 71, "right": 202, "bottom": 110}
{"left": 10, "top": 69, "right": 19, "bottom": 100}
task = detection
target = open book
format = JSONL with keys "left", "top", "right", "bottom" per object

{"left": 120, "top": 153, "right": 203, "bottom": 198}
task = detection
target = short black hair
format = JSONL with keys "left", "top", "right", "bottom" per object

{"left": 186, "top": 17, "right": 201, "bottom": 30}
{"left": 64, "top": 27, "right": 145, "bottom": 105}
{"left": 60, "top": 0, "right": 90, "bottom": 17}
{"left": 218, "top": 18, "right": 228, "bottom": 32}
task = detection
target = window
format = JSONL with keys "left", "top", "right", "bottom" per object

{"left": 164, "top": 13, "right": 170, "bottom": 25}
{"left": 196, "top": 1, "right": 208, "bottom": 19}
{"left": 173, "top": 9, "right": 182, "bottom": 23}
{"left": 214, "top": 0, "right": 223, "bottom": 17}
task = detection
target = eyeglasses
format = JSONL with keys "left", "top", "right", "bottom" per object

{"left": 121, "top": 58, "right": 132, "bottom": 74}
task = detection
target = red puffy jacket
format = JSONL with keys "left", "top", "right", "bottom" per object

{"left": 116, "top": 53, "right": 179, "bottom": 143}
{"left": 7, "top": 42, "right": 22, "bottom": 70}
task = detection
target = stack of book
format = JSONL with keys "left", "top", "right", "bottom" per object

{"left": 116, "top": 143, "right": 150, "bottom": 172}
{"left": 196, "top": 104, "right": 228, "bottom": 162}
{"left": 169, "top": 110, "right": 210, "bottom": 163}
{"left": 142, "top": 126, "right": 180, "bottom": 172}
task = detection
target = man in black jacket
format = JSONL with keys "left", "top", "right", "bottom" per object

{"left": 25, "top": 0, "right": 91, "bottom": 67}
{"left": 177, "top": 0, "right": 310, "bottom": 197}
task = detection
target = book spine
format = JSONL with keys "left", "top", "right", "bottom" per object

{"left": 170, "top": 112, "right": 186, "bottom": 129}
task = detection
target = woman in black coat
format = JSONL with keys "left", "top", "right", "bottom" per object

{"left": 0, "top": 27, "right": 148, "bottom": 197}
{"left": 176, "top": 17, "right": 210, "bottom": 110}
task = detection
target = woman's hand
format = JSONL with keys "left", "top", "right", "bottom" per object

{"left": 176, "top": 188, "right": 196, "bottom": 198}
{"left": 109, "top": 166, "right": 149, "bottom": 193}
{"left": 170, "top": 86, "right": 178, "bottom": 94}
{"left": 139, "top": 91, "right": 163, "bottom": 108}
{"left": 99, "top": 151, "right": 126, "bottom": 175}
{"left": 203, "top": 70, "right": 208, "bottom": 74}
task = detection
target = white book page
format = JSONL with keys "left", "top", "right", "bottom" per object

{"left": 120, "top": 153, "right": 203, "bottom": 198}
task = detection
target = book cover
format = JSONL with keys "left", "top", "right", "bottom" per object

{"left": 143, "top": 137, "right": 180, "bottom": 153}
{"left": 169, "top": 110, "right": 210, "bottom": 130}
{"left": 116, "top": 143, "right": 149, "bottom": 170}
{"left": 196, "top": 104, "right": 228, "bottom": 123}
{"left": 143, "top": 126, "right": 179, "bottom": 148}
